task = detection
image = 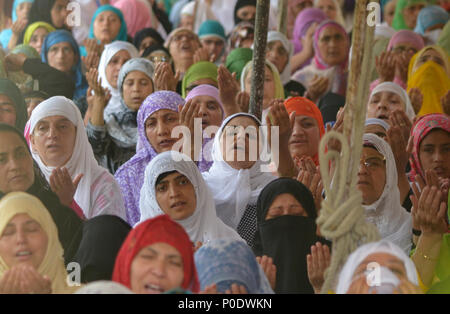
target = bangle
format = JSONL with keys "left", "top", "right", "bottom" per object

{"left": 412, "top": 229, "right": 422, "bottom": 236}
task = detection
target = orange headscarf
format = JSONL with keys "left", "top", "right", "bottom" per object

{"left": 284, "top": 97, "right": 325, "bottom": 165}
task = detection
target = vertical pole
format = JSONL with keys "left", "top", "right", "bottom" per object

{"left": 249, "top": 0, "right": 270, "bottom": 120}
{"left": 277, "top": 0, "right": 288, "bottom": 35}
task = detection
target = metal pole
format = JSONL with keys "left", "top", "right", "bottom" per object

{"left": 249, "top": 0, "right": 270, "bottom": 120}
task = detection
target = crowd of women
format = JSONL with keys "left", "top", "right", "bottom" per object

{"left": 0, "top": 0, "right": 448, "bottom": 294}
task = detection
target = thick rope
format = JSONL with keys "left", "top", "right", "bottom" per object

{"left": 318, "top": 132, "right": 380, "bottom": 294}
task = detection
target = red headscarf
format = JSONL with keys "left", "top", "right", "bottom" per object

{"left": 409, "top": 113, "right": 450, "bottom": 181}
{"left": 284, "top": 97, "right": 325, "bottom": 165}
{"left": 112, "top": 215, "right": 200, "bottom": 293}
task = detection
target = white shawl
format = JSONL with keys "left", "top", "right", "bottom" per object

{"left": 139, "top": 151, "right": 242, "bottom": 244}
{"left": 362, "top": 134, "right": 412, "bottom": 254}
{"left": 29, "top": 96, "right": 114, "bottom": 218}
{"left": 202, "top": 113, "right": 276, "bottom": 230}
{"left": 98, "top": 41, "right": 139, "bottom": 120}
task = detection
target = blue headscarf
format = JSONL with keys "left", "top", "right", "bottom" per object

{"left": 80, "top": 5, "right": 128, "bottom": 57}
{"left": 194, "top": 239, "right": 274, "bottom": 294}
{"left": 41, "top": 30, "right": 88, "bottom": 101}
{"left": 0, "top": 0, "right": 35, "bottom": 49}
{"left": 414, "top": 5, "right": 449, "bottom": 35}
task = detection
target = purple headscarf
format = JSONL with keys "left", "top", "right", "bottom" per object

{"left": 114, "top": 91, "right": 185, "bottom": 226}
{"left": 292, "top": 8, "right": 327, "bottom": 55}
{"left": 185, "top": 84, "right": 224, "bottom": 172}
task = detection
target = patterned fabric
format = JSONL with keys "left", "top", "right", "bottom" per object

{"left": 115, "top": 91, "right": 184, "bottom": 226}
{"left": 236, "top": 204, "right": 258, "bottom": 247}
{"left": 409, "top": 114, "right": 450, "bottom": 181}
{"left": 194, "top": 238, "right": 274, "bottom": 294}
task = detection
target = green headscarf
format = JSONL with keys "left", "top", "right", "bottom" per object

{"left": 12, "top": 44, "right": 39, "bottom": 58}
{"left": 392, "top": 0, "right": 428, "bottom": 30}
{"left": 181, "top": 61, "right": 218, "bottom": 98}
{"left": 23, "top": 21, "right": 56, "bottom": 45}
{"left": 225, "top": 48, "right": 253, "bottom": 81}
{"left": 437, "top": 21, "right": 450, "bottom": 55}
{"left": 0, "top": 78, "right": 28, "bottom": 131}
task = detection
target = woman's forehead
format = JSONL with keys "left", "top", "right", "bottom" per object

{"left": 225, "top": 115, "right": 259, "bottom": 128}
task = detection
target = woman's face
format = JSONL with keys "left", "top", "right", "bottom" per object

{"left": 179, "top": 14, "right": 194, "bottom": 30}
{"left": 51, "top": 0, "right": 70, "bottom": 29}
{"left": 265, "top": 193, "right": 308, "bottom": 220}
{"left": 357, "top": 147, "right": 387, "bottom": 205}
{"left": 293, "top": 0, "right": 313, "bottom": 16}
{"left": 169, "top": 31, "right": 200, "bottom": 63}
{"left": 30, "top": 115, "right": 77, "bottom": 168}
{"left": 244, "top": 65, "right": 275, "bottom": 109}
{"left": 47, "top": 42, "right": 76, "bottom": 73}
{"left": 367, "top": 91, "right": 405, "bottom": 121}
{"left": 0, "top": 214, "right": 48, "bottom": 270}
{"left": 266, "top": 40, "right": 289, "bottom": 75}
{"left": 105, "top": 50, "right": 132, "bottom": 89}
{"left": 139, "top": 37, "right": 157, "bottom": 56}
{"left": 402, "top": 3, "right": 425, "bottom": 29}
{"left": 419, "top": 129, "right": 450, "bottom": 180}
{"left": 0, "top": 94, "right": 17, "bottom": 127}
{"left": 130, "top": 242, "right": 184, "bottom": 294}
{"left": 383, "top": 1, "right": 396, "bottom": 27}
{"left": 122, "top": 71, "right": 154, "bottom": 112}
{"left": 200, "top": 37, "right": 225, "bottom": 63}
{"left": 364, "top": 124, "right": 388, "bottom": 141}
{"left": 25, "top": 97, "right": 45, "bottom": 119}
{"left": 236, "top": 5, "right": 256, "bottom": 23}
{"left": 413, "top": 48, "right": 447, "bottom": 73}
{"left": 155, "top": 171, "right": 197, "bottom": 221}
{"left": 16, "top": 2, "right": 32, "bottom": 21}
{"left": 317, "top": 25, "right": 348, "bottom": 66}
{"left": 289, "top": 115, "right": 321, "bottom": 160}
{"left": 29, "top": 27, "right": 49, "bottom": 55}
{"left": 192, "top": 95, "right": 223, "bottom": 130}
{"left": 0, "top": 131, "right": 34, "bottom": 194}
{"left": 347, "top": 252, "right": 408, "bottom": 293}
{"left": 316, "top": 0, "right": 338, "bottom": 21}
{"left": 145, "top": 109, "right": 180, "bottom": 154}
{"left": 220, "top": 116, "right": 259, "bottom": 170}
{"left": 93, "top": 10, "right": 122, "bottom": 44}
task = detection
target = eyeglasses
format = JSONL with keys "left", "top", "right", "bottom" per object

{"left": 172, "top": 33, "right": 196, "bottom": 43}
{"left": 359, "top": 156, "right": 386, "bottom": 171}
{"left": 149, "top": 55, "right": 170, "bottom": 63}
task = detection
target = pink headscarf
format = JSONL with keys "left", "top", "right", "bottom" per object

{"left": 185, "top": 84, "right": 224, "bottom": 118}
{"left": 409, "top": 113, "right": 450, "bottom": 181}
{"left": 112, "top": 0, "right": 153, "bottom": 37}
{"left": 292, "top": 8, "right": 327, "bottom": 54}
{"left": 387, "top": 30, "right": 425, "bottom": 51}
{"left": 313, "top": 20, "right": 349, "bottom": 70}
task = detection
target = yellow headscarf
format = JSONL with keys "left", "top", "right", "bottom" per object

{"left": 240, "top": 59, "right": 285, "bottom": 100}
{"left": 0, "top": 192, "right": 79, "bottom": 294}
{"left": 23, "top": 22, "right": 56, "bottom": 45}
{"left": 407, "top": 45, "right": 450, "bottom": 116}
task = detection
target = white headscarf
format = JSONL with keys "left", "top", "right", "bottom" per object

{"left": 29, "top": 96, "right": 109, "bottom": 218}
{"left": 180, "top": 0, "right": 218, "bottom": 33}
{"left": 369, "top": 82, "right": 416, "bottom": 121}
{"left": 98, "top": 41, "right": 139, "bottom": 120}
{"left": 139, "top": 151, "right": 242, "bottom": 243}
{"left": 362, "top": 134, "right": 412, "bottom": 254}
{"left": 336, "top": 240, "right": 419, "bottom": 294}
{"left": 267, "top": 31, "right": 293, "bottom": 85}
{"left": 202, "top": 113, "right": 276, "bottom": 230}
{"left": 365, "top": 118, "right": 390, "bottom": 131}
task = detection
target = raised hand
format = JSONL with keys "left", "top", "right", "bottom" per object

{"left": 225, "top": 283, "right": 248, "bottom": 294}
{"left": 82, "top": 52, "right": 100, "bottom": 71}
{"left": 218, "top": 65, "right": 240, "bottom": 116}
{"left": 305, "top": 75, "right": 329, "bottom": 103}
{"left": 83, "top": 38, "right": 104, "bottom": 58}
{"left": 266, "top": 99, "right": 295, "bottom": 146}
{"left": 11, "top": 18, "right": 28, "bottom": 35}
{"left": 307, "top": 242, "right": 331, "bottom": 294}
{"left": 236, "top": 91, "right": 250, "bottom": 113}
{"left": 441, "top": 90, "right": 450, "bottom": 115}
{"left": 394, "top": 51, "right": 410, "bottom": 83}
{"left": 49, "top": 167, "right": 83, "bottom": 207}
{"left": 178, "top": 99, "right": 200, "bottom": 160}
{"left": 375, "top": 51, "right": 396, "bottom": 82}
{"left": 154, "top": 62, "right": 180, "bottom": 92}
{"left": 408, "top": 88, "right": 423, "bottom": 114}
{"left": 256, "top": 255, "right": 277, "bottom": 291}
{"left": 19, "top": 265, "right": 52, "bottom": 294}
{"left": 193, "top": 46, "right": 214, "bottom": 63}
{"left": 411, "top": 185, "right": 448, "bottom": 236}
{"left": 296, "top": 159, "right": 323, "bottom": 213}
{"left": 4, "top": 53, "right": 27, "bottom": 72}
{"left": 0, "top": 267, "right": 23, "bottom": 294}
